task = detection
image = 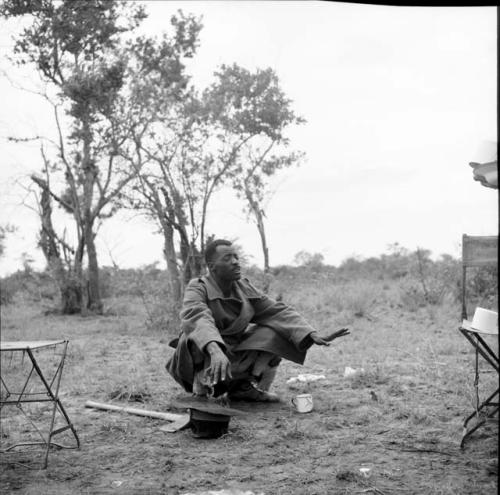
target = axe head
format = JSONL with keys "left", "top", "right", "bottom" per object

{"left": 159, "top": 414, "right": 191, "bottom": 433}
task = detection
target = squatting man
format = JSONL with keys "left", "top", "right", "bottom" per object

{"left": 167, "top": 239, "right": 350, "bottom": 403}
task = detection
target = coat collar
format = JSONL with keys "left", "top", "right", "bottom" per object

{"left": 202, "top": 274, "right": 261, "bottom": 301}
{"left": 202, "top": 274, "right": 234, "bottom": 301}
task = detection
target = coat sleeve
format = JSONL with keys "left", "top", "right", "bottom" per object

{"left": 245, "top": 280, "right": 316, "bottom": 349}
{"left": 179, "top": 279, "right": 226, "bottom": 353}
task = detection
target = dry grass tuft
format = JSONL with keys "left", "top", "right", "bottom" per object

{"left": 346, "top": 366, "right": 391, "bottom": 389}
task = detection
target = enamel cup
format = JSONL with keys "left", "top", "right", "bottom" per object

{"left": 291, "top": 393, "right": 313, "bottom": 413}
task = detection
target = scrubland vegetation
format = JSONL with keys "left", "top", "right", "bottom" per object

{"left": 0, "top": 247, "right": 498, "bottom": 494}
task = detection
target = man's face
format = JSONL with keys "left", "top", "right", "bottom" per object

{"left": 210, "top": 245, "right": 241, "bottom": 282}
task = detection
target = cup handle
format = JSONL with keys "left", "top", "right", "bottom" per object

{"left": 291, "top": 398, "right": 297, "bottom": 407}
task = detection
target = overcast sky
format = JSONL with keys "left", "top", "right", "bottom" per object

{"left": 0, "top": 1, "right": 497, "bottom": 275}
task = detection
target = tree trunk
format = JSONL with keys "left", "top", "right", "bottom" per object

{"left": 179, "top": 239, "right": 203, "bottom": 287}
{"left": 255, "top": 209, "right": 272, "bottom": 294}
{"left": 173, "top": 207, "right": 200, "bottom": 287}
{"left": 32, "top": 175, "right": 83, "bottom": 314}
{"left": 161, "top": 218, "right": 182, "bottom": 304}
{"left": 82, "top": 119, "right": 103, "bottom": 314}
{"left": 61, "top": 276, "right": 83, "bottom": 314}
{"left": 171, "top": 195, "right": 202, "bottom": 286}
{"left": 245, "top": 189, "right": 270, "bottom": 273}
{"left": 179, "top": 234, "right": 192, "bottom": 284}
{"left": 179, "top": 237, "right": 203, "bottom": 287}
{"left": 246, "top": 187, "right": 271, "bottom": 293}
{"left": 84, "top": 223, "right": 103, "bottom": 313}
{"left": 257, "top": 214, "right": 270, "bottom": 274}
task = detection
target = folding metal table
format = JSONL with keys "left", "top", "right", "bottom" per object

{"left": 458, "top": 322, "right": 499, "bottom": 448}
{"left": 0, "top": 340, "right": 80, "bottom": 468}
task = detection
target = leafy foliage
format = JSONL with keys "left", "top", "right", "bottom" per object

{"left": 0, "top": 224, "right": 17, "bottom": 259}
{"left": 205, "top": 64, "right": 304, "bottom": 140}
{"left": 205, "top": 64, "right": 305, "bottom": 272}
{"left": 122, "top": 57, "right": 304, "bottom": 295}
{"left": 3, "top": 2, "right": 306, "bottom": 305}
{"left": 2, "top": 1, "right": 145, "bottom": 80}
{"left": 293, "top": 251, "right": 325, "bottom": 270}
{"left": 2, "top": 2, "right": 201, "bottom": 313}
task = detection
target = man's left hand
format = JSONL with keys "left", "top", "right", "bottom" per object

{"left": 310, "top": 328, "right": 350, "bottom": 346}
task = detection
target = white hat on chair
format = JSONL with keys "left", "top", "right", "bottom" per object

{"left": 470, "top": 307, "right": 498, "bottom": 334}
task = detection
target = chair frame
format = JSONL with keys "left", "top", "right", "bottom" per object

{"left": 458, "top": 234, "right": 498, "bottom": 448}
{"left": 461, "top": 234, "right": 498, "bottom": 320}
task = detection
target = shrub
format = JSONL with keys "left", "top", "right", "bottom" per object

{"left": 398, "top": 250, "right": 460, "bottom": 310}
{"left": 339, "top": 282, "right": 377, "bottom": 317}
{"left": 399, "top": 277, "right": 427, "bottom": 311}
{"left": 0, "top": 277, "right": 20, "bottom": 305}
{"left": 463, "top": 265, "right": 498, "bottom": 308}
{"left": 0, "top": 269, "right": 59, "bottom": 305}
{"left": 111, "top": 266, "right": 180, "bottom": 332}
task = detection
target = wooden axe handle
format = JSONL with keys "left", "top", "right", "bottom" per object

{"left": 84, "top": 400, "right": 185, "bottom": 422}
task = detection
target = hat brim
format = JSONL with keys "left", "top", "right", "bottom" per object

{"left": 190, "top": 409, "right": 232, "bottom": 422}
{"left": 188, "top": 409, "right": 231, "bottom": 439}
{"left": 174, "top": 397, "right": 246, "bottom": 416}
{"left": 462, "top": 319, "right": 498, "bottom": 335}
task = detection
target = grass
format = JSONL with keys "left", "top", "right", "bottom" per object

{"left": 0, "top": 275, "right": 498, "bottom": 494}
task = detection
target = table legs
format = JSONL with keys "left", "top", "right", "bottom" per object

{"left": 0, "top": 342, "right": 80, "bottom": 469}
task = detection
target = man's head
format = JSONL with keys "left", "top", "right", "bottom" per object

{"left": 204, "top": 239, "right": 241, "bottom": 282}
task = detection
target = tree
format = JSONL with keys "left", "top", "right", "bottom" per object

{"left": 207, "top": 65, "right": 305, "bottom": 274}
{"left": 294, "top": 250, "right": 325, "bottom": 268}
{"left": 234, "top": 150, "right": 304, "bottom": 275}
{"left": 112, "top": 17, "right": 206, "bottom": 302}
{"left": 2, "top": 1, "right": 198, "bottom": 313}
{"left": 0, "top": 224, "right": 17, "bottom": 259}
{"left": 122, "top": 62, "right": 301, "bottom": 303}
{"left": 118, "top": 15, "right": 202, "bottom": 303}
{"left": 122, "top": 91, "right": 209, "bottom": 303}
{"left": 123, "top": 86, "right": 253, "bottom": 300}
{"left": 2, "top": 0, "right": 147, "bottom": 313}
{"left": 30, "top": 173, "right": 83, "bottom": 312}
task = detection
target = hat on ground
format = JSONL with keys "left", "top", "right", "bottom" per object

{"left": 174, "top": 397, "right": 246, "bottom": 439}
{"left": 189, "top": 408, "right": 231, "bottom": 439}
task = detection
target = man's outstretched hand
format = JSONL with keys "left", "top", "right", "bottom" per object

{"left": 310, "top": 328, "right": 350, "bottom": 346}
{"left": 206, "top": 342, "right": 232, "bottom": 385}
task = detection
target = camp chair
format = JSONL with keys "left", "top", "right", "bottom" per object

{"left": 458, "top": 234, "right": 498, "bottom": 448}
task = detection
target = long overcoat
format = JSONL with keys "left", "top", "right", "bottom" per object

{"left": 166, "top": 275, "right": 316, "bottom": 392}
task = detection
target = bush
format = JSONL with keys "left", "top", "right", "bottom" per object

{"left": 399, "top": 277, "right": 429, "bottom": 311}
{"left": 276, "top": 278, "right": 379, "bottom": 328}
{"left": 466, "top": 265, "right": 498, "bottom": 301}
{"left": 398, "top": 250, "right": 460, "bottom": 310}
{"left": 98, "top": 264, "right": 180, "bottom": 331}
{"left": 0, "top": 277, "right": 20, "bottom": 305}
{"left": 0, "top": 269, "right": 59, "bottom": 305}
{"left": 461, "top": 265, "right": 498, "bottom": 314}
